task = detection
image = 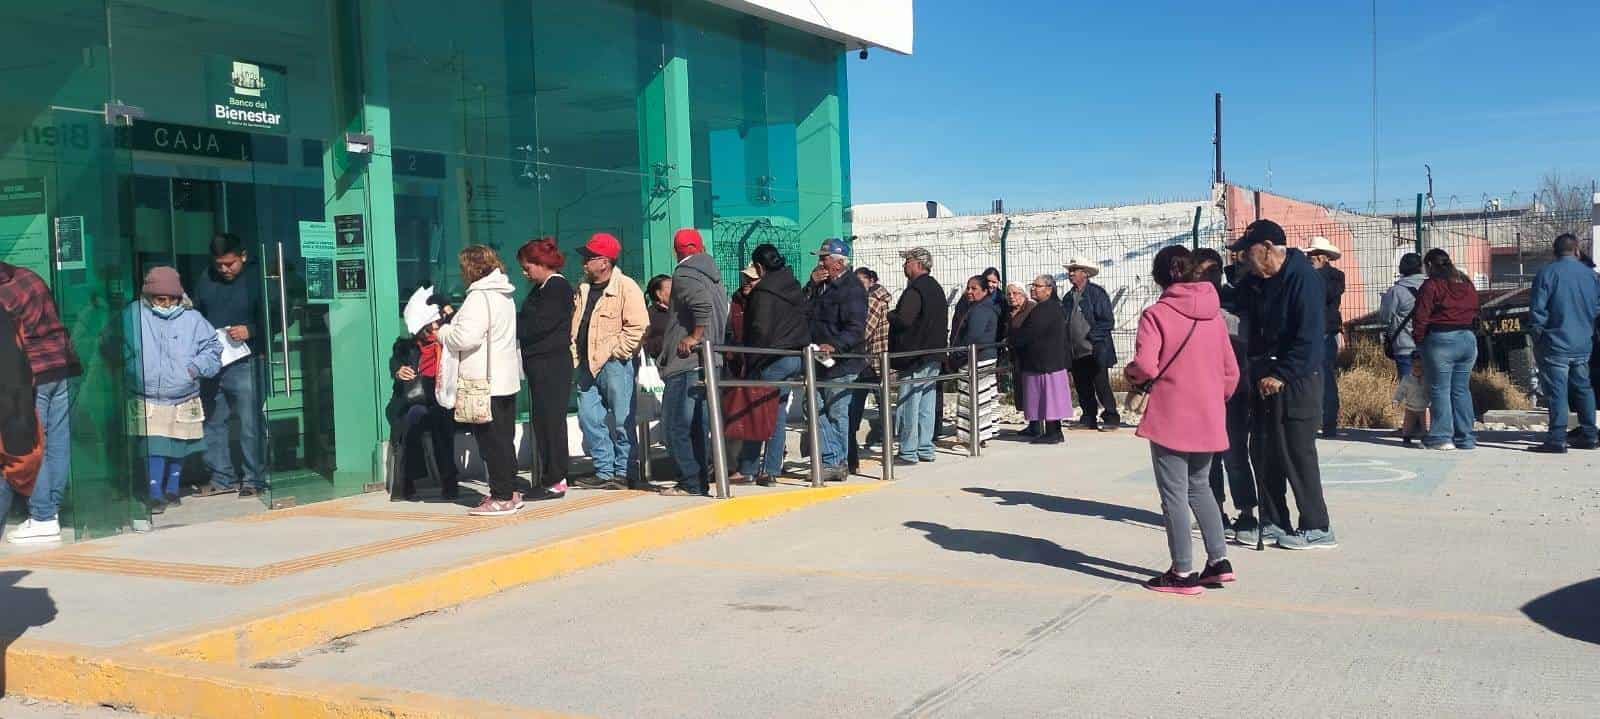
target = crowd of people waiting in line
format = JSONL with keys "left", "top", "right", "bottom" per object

{"left": 3, "top": 218, "right": 1593, "bottom": 571}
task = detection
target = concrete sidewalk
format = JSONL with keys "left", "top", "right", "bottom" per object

{"left": 272, "top": 428, "right": 1599, "bottom": 718}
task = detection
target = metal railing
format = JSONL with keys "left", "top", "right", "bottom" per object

{"left": 697, "top": 341, "right": 1005, "bottom": 499}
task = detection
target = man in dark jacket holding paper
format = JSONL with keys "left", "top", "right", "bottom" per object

{"left": 192, "top": 233, "right": 266, "bottom": 498}
{"left": 804, "top": 238, "right": 866, "bottom": 480}
{"left": 1231, "top": 219, "right": 1336, "bottom": 551}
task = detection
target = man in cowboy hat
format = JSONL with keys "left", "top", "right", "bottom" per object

{"left": 1061, "top": 257, "right": 1120, "bottom": 431}
{"left": 1305, "top": 236, "right": 1345, "bottom": 438}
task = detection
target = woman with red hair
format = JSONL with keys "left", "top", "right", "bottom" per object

{"left": 517, "top": 237, "right": 575, "bottom": 499}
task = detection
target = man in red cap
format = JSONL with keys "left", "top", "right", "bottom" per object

{"left": 657, "top": 228, "right": 729, "bottom": 496}
{"left": 570, "top": 232, "right": 648, "bottom": 489}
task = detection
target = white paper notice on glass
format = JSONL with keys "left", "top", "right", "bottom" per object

{"left": 216, "top": 328, "right": 252, "bottom": 367}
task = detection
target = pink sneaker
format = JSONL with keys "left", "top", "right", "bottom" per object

{"left": 468, "top": 495, "right": 522, "bottom": 517}
{"left": 550, "top": 480, "right": 568, "bottom": 494}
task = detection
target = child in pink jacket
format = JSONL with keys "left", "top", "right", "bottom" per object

{"left": 1124, "top": 246, "right": 1240, "bottom": 596}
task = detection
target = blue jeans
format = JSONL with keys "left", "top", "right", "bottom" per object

{"left": 815, "top": 370, "right": 859, "bottom": 469}
{"left": 147, "top": 455, "right": 183, "bottom": 501}
{"left": 662, "top": 370, "right": 708, "bottom": 493}
{"left": 576, "top": 359, "right": 637, "bottom": 479}
{"left": 1539, "top": 352, "right": 1597, "bottom": 446}
{"left": 35, "top": 378, "right": 74, "bottom": 520}
{"left": 895, "top": 361, "right": 940, "bottom": 461}
{"left": 4, "top": 378, "right": 76, "bottom": 523}
{"left": 1422, "top": 330, "right": 1478, "bottom": 449}
{"left": 201, "top": 358, "right": 264, "bottom": 490}
{"left": 737, "top": 356, "right": 801, "bottom": 478}
{"left": 1322, "top": 333, "right": 1340, "bottom": 432}
{"left": 1393, "top": 354, "right": 1413, "bottom": 382}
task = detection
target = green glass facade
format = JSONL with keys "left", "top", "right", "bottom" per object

{"left": 1, "top": 0, "right": 851, "bottom": 539}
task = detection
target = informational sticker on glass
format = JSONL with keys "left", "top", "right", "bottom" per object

{"left": 0, "top": 178, "right": 51, "bottom": 284}
{"left": 299, "top": 220, "right": 335, "bottom": 304}
{"left": 208, "top": 56, "right": 289, "bottom": 134}
{"left": 334, "top": 213, "right": 364, "bottom": 252}
{"left": 54, "top": 215, "right": 85, "bottom": 271}
{"left": 336, "top": 258, "right": 367, "bottom": 298}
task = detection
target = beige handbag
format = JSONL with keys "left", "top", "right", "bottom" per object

{"left": 452, "top": 314, "right": 494, "bottom": 425}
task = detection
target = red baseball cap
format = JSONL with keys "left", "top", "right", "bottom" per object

{"left": 578, "top": 232, "right": 621, "bottom": 261}
{"left": 673, "top": 228, "right": 705, "bottom": 255}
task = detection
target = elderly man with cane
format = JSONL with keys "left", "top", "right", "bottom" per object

{"left": 1229, "top": 220, "right": 1338, "bottom": 551}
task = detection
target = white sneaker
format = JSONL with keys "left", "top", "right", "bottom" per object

{"left": 7, "top": 518, "right": 62, "bottom": 544}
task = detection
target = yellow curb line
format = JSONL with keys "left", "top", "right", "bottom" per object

{"left": 6, "top": 639, "right": 577, "bottom": 719}
{"left": 141, "top": 484, "right": 884, "bottom": 666}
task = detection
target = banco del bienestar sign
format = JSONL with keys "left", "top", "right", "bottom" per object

{"left": 208, "top": 57, "right": 289, "bottom": 134}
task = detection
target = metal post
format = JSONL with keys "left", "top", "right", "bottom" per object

{"left": 966, "top": 344, "right": 981, "bottom": 458}
{"left": 1213, "top": 92, "right": 1223, "bottom": 185}
{"left": 997, "top": 218, "right": 1012, "bottom": 288}
{"left": 700, "top": 341, "right": 730, "bottom": 499}
{"left": 803, "top": 344, "right": 824, "bottom": 487}
{"left": 1191, "top": 206, "right": 1202, "bottom": 250}
{"left": 1414, "top": 193, "right": 1424, "bottom": 255}
{"left": 879, "top": 352, "right": 895, "bottom": 481}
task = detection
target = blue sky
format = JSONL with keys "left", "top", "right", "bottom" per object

{"left": 845, "top": 0, "right": 1599, "bottom": 213}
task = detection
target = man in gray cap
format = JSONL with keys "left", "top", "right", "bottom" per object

{"left": 888, "top": 247, "right": 947, "bottom": 465}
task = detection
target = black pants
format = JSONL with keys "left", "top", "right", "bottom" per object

{"left": 471, "top": 395, "right": 519, "bottom": 501}
{"left": 1209, "top": 390, "right": 1256, "bottom": 517}
{"left": 1250, "top": 372, "right": 1330, "bottom": 533}
{"left": 1070, "top": 355, "right": 1121, "bottom": 425}
{"left": 393, "top": 401, "right": 458, "bottom": 499}
{"left": 524, "top": 354, "right": 573, "bottom": 489}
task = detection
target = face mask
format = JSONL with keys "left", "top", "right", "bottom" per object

{"left": 150, "top": 303, "right": 182, "bottom": 319}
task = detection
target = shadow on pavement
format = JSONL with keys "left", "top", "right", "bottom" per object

{"left": 962, "top": 488, "right": 1163, "bottom": 528}
{"left": 904, "top": 521, "right": 1156, "bottom": 585}
{"left": 1521, "top": 577, "right": 1600, "bottom": 645}
{"left": 1329, "top": 428, "right": 1539, "bottom": 452}
{"left": 0, "top": 570, "right": 57, "bottom": 697}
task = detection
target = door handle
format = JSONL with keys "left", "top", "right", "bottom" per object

{"left": 276, "top": 241, "right": 294, "bottom": 397}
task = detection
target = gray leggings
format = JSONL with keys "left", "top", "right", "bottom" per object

{"left": 1150, "top": 442, "right": 1228, "bottom": 573}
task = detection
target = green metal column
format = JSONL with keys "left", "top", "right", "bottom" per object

{"left": 315, "top": 0, "right": 395, "bottom": 492}
{"left": 797, "top": 58, "right": 847, "bottom": 247}
{"left": 638, "top": 33, "right": 694, "bottom": 279}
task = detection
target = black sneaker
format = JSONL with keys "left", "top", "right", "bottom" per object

{"left": 1525, "top": 443, "right": 1567, "bottom": 454}
{"left": 238, "top": 486, "right": 258, "bottom": 498}
{"left": 892, "top": 457, "right": 919, "bottom": 467}
{"left": 1196, "top": 559, "right": 1236, "bottom": 587}
{"left": 1570, "top": 438, "right": 1600, "bottom": 450}
{"left": 1144, "top": 570, "right": 1203, "bottom": 596}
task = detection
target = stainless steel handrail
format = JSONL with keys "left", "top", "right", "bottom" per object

{"left": 695, "top": 340, "right": 1001, "bottom": 496}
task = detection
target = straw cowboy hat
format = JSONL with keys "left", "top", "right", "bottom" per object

{"left": 1062, "top": 257, "right": 1100, "bottom": 278}
{"left": 1305, "top": 236, "right": 1342, "bottom": 260}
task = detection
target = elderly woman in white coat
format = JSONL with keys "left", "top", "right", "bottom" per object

{"left": 437, "top": 245, "right": 523, "bottom": 517}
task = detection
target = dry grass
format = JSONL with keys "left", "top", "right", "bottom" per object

{"left": 1337, "top": 336, "right": 1394, "bottom": 379}
{"left": 1337, "top": 367, "right": 1402, "bottom": 428}
{"left": 1471, "top": 367, "right": 1534, "bottom": 412}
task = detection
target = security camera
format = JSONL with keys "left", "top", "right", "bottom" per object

{"left": 859, "top": 47, "right": 869, "bottom": 60}
{"left": 345, "top": 132, "right": 374, "bottom": 155}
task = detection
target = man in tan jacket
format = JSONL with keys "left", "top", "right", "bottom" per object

{"left": 570, "top": 233, "right": 649, "bottom": 489}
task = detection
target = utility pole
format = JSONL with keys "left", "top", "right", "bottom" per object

{"left": 1213, "top": 93, "right": 1223, "bottom": 185}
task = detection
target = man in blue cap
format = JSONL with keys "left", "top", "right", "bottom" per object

{"left": 804, "top": 238, "right": 867, "bottom": 481}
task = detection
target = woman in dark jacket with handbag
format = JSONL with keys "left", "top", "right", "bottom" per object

{"left": 517, "top": 237, "right": 575, "bottom": 498}
{"left": 387, "top": 286, "right": 458, "bottom": 501}
{"left": 1008, "top": 274, "right": 1072, "bottom": 444}
{"left": 734, "top": 244, "right": 810, "bottom": 486}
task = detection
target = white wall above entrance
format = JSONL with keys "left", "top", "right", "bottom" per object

{"left": 706, "top": 0, "right": 914, "bottom": 54}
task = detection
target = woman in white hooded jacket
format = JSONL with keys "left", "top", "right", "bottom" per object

{"left": 437, "top": 245, "right": 524, "bottom": 516}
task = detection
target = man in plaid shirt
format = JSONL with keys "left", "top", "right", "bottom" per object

{"left": 0, "top": 261, "right": 82, "bottom": 544}
{"left": 848, "top": 266, "right": 893, "bottom": 472}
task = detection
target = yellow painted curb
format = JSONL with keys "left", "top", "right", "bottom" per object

{"left": 144, "top": 484, "right": 882, "bottom": 666}
{"left": 6, "top": 639, "right": 576, "bottom": 718}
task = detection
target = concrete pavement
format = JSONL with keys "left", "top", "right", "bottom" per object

{"left": 276, "top": 428, "right": 1599, "bottom": 718}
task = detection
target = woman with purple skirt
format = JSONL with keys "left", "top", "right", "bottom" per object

{"left": 1007, "top": 274, "right": 1072, "bottom": 445}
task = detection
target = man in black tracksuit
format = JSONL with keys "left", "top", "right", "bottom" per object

{"left": 1230, "top": 220, "right": 1336, "bottom": 550}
